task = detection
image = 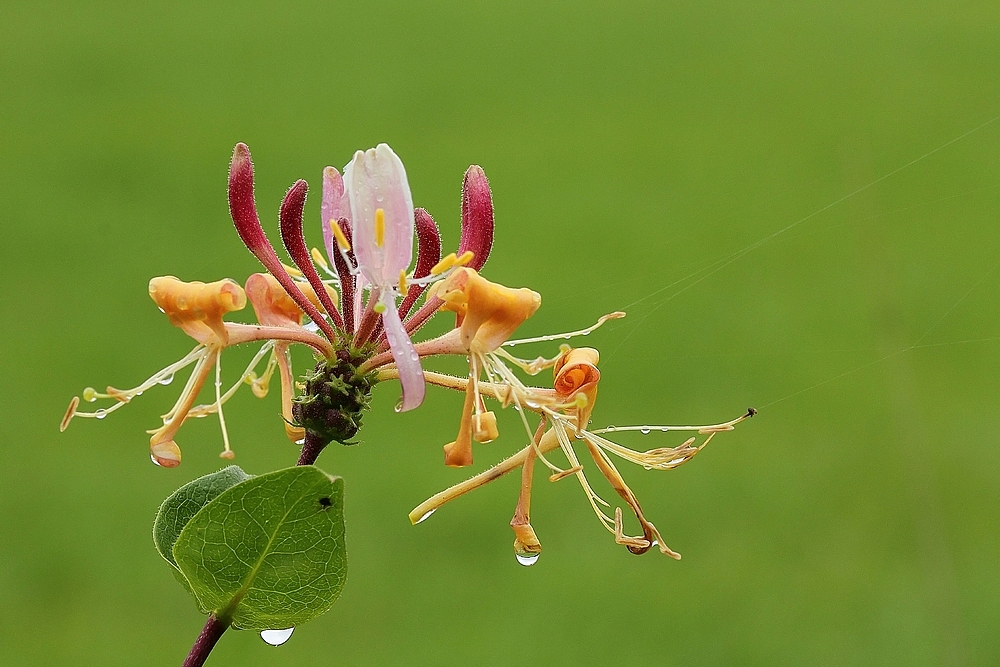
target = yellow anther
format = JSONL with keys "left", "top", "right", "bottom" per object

{"left": 330, "top": 219, "right": 351, "bottom": 251}
{"left": 456, "top": 250, "right": 475, "bottom": 267}
{"left": 574, "top": 392, "right": 589, "bottom": 409}
{"left": 374, "top": 301, "right": 387, "bottom": 314}
{"left": 82, "top": 387, "right": 98, "bottom": 403}
{"left": 374, "top": 208, "right": 385, "bottom": 247}
{"left": 311, "top": 247, "right": 329, "bottom": 270}
{"left": 430, "top": 252, "right": 459, "bottom": 276}
{"left": 281, "top": 262, "right": 303, "bottom": 278}
{"left": 398, "top": 269, "right": 409, "bottom": 297}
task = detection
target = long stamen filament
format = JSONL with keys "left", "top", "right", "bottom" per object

{"left": 188, "top": 342, "right": 274, "bottom": 418}
{"left": 503, "top": 311, "right": 626, "bottom": 348}
{"left": 214, "top": 349, "right": 234, "bottom": 459}
{"left": 589, "top": 409, "right": 755, "bottom": 436}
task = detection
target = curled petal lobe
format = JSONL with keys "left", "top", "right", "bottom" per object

{"left": 344, "top": 144, "right": 414, "bottom": 286}
{"left": 150, "top": 440, "right": 182, "bottom": 468}
{"left": 459, "top": 165, "right": 494, "bottom": 271}
{"left": 437, "top": 268, "right": 541, "bottom": 353}
{"left": 245, "top": 273, "right": 303, "bottom": 328}
{"left": 553, "top": 347, "right": 601, "bottom": 428}
{"left": 148, "top": 276, "right": 246, "bottom": 345}
{"left": 380, "top": 296, "right": 425, "bottom": 412}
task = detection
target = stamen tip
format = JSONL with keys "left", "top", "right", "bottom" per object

{"left": 60, "top": 396, "right": 80, "bottom": 432}
{"left": 747, "top": 407, "right": 757, "bottom": 417}
{"left": 219, "top": 450, "right": 236, "bottom": 460}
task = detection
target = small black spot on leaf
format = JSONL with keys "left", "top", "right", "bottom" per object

{"left": 319, "top": 497, "right": 332, "bottom": 509}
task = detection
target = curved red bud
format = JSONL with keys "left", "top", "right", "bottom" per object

{"left": 458, "top": 165, "right": 494, "bottom": 271}
{"left": 227, "top": 144, "right": 338, "bottom": 346}
{"left": 279, "top": 180, "right": 345, "bottom": 331}
{"left": 399, "top": 207, "right": 442, "bottom": 320}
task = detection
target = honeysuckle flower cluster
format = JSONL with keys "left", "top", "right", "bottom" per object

{"left": 62, "top": 142, "right": 753, "bottom": 560}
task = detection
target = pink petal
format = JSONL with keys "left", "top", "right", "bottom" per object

{"left": 344, "top": 144, "right": 414, "bottom": 286}
{"left": 320, "top": 166, "right": 348, "bottom": 264}
{"left": 380, "top": 297, "right": 425, "bottom": 412}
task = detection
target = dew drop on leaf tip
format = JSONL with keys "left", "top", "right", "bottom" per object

{"left": 260, "top": 627, "right": 294, "bottom": 646}
{"left": 416, "top": 509, "right": 436, "bottom": 524}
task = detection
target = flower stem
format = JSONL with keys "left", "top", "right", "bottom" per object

{"left": 297, "top": 430, "right": 330, "bottom": 466}
{"left": 182, "top": 615, "right": 228, "bottom": 667}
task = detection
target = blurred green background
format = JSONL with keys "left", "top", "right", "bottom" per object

{"left": 3, "top": 0, "right": 999, "bottom": 664}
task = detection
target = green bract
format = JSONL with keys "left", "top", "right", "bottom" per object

{"left": 153, "top": 466, "right": 347, "bottom": 630}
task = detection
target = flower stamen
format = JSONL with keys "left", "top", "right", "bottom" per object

{"left": 503, "top": 311, "right": 626, "bottom": 348}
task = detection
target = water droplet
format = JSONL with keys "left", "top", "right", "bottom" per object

{"left": 660, "top": 427, "right": 670, "bottom": 432}
{"left": 515, "top": 552, "right": 540, "bottom": 567}
{"left": 150, "top": 454, "right": 162, "bottom": 466}
{"left": 95, "top": 409, "right": 107, "bottom": 420}
{"left": 410, "top": 352, "right": 419, "bottom": 362}
{"left": 295, "top": 438, "right": 305, "bottom": 445}
{"left": 640, "top": 428, "right": 651, "bottom": 435}
{"left": 582, "top": 331, "right": 590, "bottom": 336}
{"left": 415, "top": 509, "right": 436, "bottom": 524}
{"left": 606, "top": 425, "right": 616, "bottom": 432}
{"left": 158, "top": 373, "right": 174, "bottom": 386}
{"left": 260, "top": 627, "right": 294, "bottom": 646}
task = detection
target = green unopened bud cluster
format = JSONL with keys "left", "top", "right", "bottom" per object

{"left": 292, "top": 346, "right": 379, "bottom": 446}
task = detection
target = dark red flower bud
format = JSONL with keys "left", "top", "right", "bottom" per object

{"left": 458, "top": 165, "right": 494, "bottom": 272}
{"left": 278, "top": 180, "right": 345, "bottom": 331}
{"left": 399, "top": 208, "right": 442, "bottom": 320}
{"left": 227, "top": 144, "right": 338, "bottom": 345}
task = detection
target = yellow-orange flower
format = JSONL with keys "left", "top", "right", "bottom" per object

{"left": 148, "top": 276, "right": 247, "bottom": 346}
{"left": 436, "top": 268, "right": 540, "bottom": 354}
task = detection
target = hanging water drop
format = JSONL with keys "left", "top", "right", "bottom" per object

{"left": 158, "top": 373, "right": 175, "bottom": 386}
{"left": 515, "top": 552, "right": 540, "bottom": 567}
{"left": 415, "top": 509, "right": 436, "bottom": 524}
{"left": 295, "top": 438, "right": 306, "bottom": 445}
{"left": 95, "top": 409, "right": 107, "bottom": 420}
{"left": 640, "top": 428, "right": 651, "bottom": 435}
{"left": 606, "top": 425, "right": 616, "bottom": 432}
{"left": 260, "top": 627, "right": 294, "bottom": 646}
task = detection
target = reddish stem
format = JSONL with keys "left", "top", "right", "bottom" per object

{"left": 181, "top": 616, "right": 227, "bottom": 667}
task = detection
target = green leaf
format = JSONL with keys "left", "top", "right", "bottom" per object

{"left": 172, "top": 465, "right": 346, "bottom": 630}
{"left": 152, "top": 465, "right": 251, "bottom": 568}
